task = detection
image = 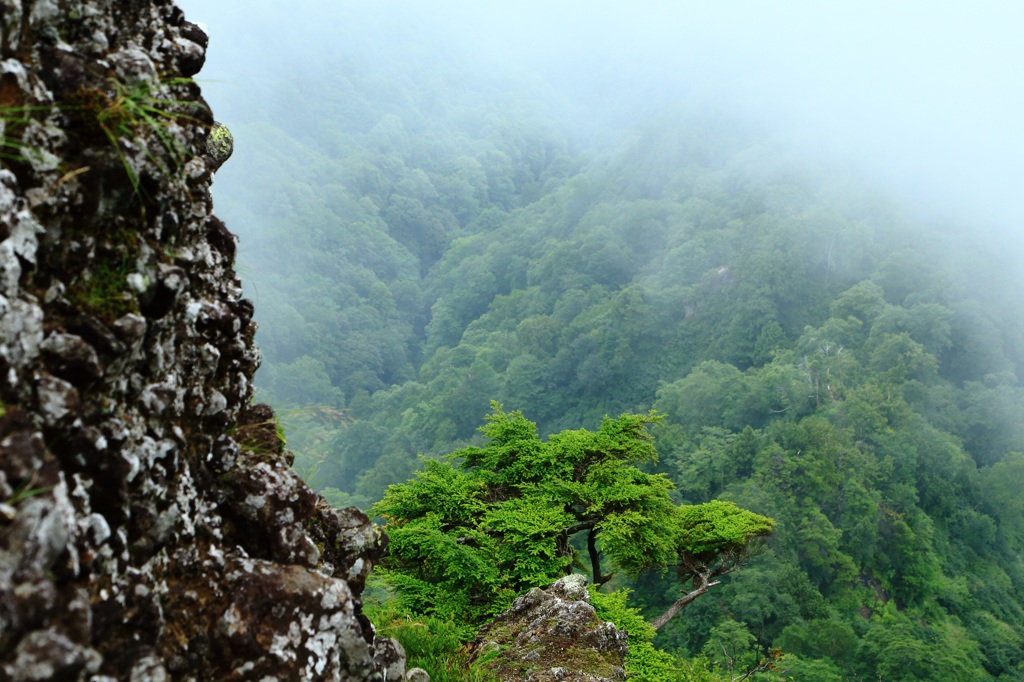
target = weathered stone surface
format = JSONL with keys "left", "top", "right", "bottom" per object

{"left": 468, "top": 576, "right": 629, "bottom": 682}
{"left": 372, "top": 636, "right": 407, "bottom": 682}
{"left": 205, "top": 121, "right": 234, "bottom": 171}
{"left": 0, "top": 1, "right": 393, "bottom": 679}
{"left": 406, "top": 667, "right": 431, "bottom": 682}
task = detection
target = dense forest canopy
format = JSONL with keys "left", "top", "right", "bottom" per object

{"left": 180, "top": 1, "right": 1024, "bottom": 679}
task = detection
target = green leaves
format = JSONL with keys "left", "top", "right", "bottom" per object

{"left": 598, "top": 507, "right": 677, "bottom": 576}
{"left": 480, "top": 498, "right": 574, "bottom": 585}
{"left": 377, "top": 459, "right": 487, "bottom": 527}
{"left": 373, "top": 405, "right": 774, "bottom": 626}
{"left": 676, "top": 500, "right": 775, "bottom": 558}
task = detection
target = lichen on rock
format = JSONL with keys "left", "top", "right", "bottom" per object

{"left": 0, "top": 1, "right": 396, "bottom": 679}
{"left": 204, "top": 121, "right": 234, "bottom": 171}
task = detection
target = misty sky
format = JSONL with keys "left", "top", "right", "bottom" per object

{"left": 177, "top": 0, "right": 1024, "bottom": 240}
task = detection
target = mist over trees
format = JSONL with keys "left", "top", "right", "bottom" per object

{"left": 178, "top": 1, "right": 1024, "bottom": 679}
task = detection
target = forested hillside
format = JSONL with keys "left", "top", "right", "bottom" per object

{"left": 197, "top": 6, "right": 1024, "bottom": 679}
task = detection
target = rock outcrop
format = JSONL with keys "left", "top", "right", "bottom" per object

{"left": 0, "top": 1, "right": 394, "bottom": 679}
{"left": 468, "top": 575, "right": 629, "bottom": 682}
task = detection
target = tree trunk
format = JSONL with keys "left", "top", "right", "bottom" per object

{"left": 556, "top": 531, "right": 573, "bottom": 574}
{"left": 588, "top": 528, "right": 612, "bottom": 587}
{"left": 650, "top": 573, "right": 720, "bottom": 630}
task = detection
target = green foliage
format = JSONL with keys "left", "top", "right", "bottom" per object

{"left": 66, "top": 253, "right": 138, "bottom": 321}
{"left": 366, "top": 600, "right": 494, "bottom": 682}
{"left": 589, "top": 588, "right": 681, "bottom": 681}
{"left": 858, "top": 610, "right": 989, "bottom": 682}
{"left": 676, "top": 501, "right": 775, "bottom": 558}
{"left": 778, "top": 655, "right": 844, "bottom": 682}
{"left": 373, "top": 406, "right": 772, "bottom": 627}
{"left": 979, "top": 452, "right": 1024, "bottom": 543}
{"left": 775, "top": 618, "right": 858, "bottom": 668}
{"left": 374, "top": 460, "right": 509, "bottom": 621}
{"left": 700, "top": 619, "right": 759, "bottom": 675}
{"left": 318, "top": 486, "right": 354, "bottom": 509}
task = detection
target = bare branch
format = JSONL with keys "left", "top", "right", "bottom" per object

{"left": 650, "top": 571, "right": 722, "bottom": 629}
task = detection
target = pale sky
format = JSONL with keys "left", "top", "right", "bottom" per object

{"left": 177, "top": 0, "right": 1024, "bottom": 239}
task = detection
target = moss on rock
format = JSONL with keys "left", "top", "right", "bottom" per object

{"left": 205, "top": 120, "right": 234, "bottom": 171}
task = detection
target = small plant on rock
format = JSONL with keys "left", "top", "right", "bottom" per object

{"left": 71, "top": 76, "right": 204, "bottom": 205}
{"left": 0, "top": 104, "right": 57, "bottom": 169}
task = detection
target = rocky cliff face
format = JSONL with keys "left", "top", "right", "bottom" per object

{"left": 0, "top": 2, "right": 394, "bottom": 679}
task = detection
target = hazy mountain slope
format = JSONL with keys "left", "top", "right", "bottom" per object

{"left": 196, "top": 15, "right": 1024, "bottom": 679}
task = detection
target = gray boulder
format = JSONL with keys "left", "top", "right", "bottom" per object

{"left": 468, "top": 575, "right": 628, "bottom": 682}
